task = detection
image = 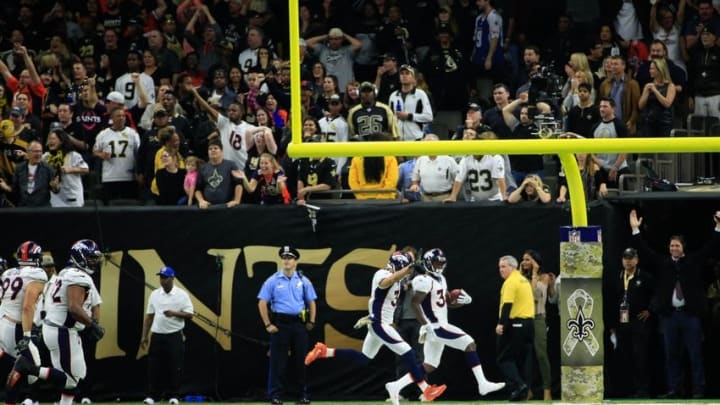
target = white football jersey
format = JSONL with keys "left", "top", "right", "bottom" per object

{"left": 412, "top": 273, "right": 449, "bottom": 325}
{"left": 455, "top": 154, "right": 505, "bottom": 201}
{"left": 0, "top": 266, "right": 48, "bottom": 320}
{"left": 114, "top": 72, "right": 156, "bottom": 108}
{"left": 34, "top": 274, "right": 56, "bottom": 327}
{"left": 218, "top": 114, "right": 253, "bottom": 170}
{"left": 368, "top": 268, "right": 401, "bottom": 324}
{"left": 93, "top": 126, "right": 141, "bottom": 182}
{"left": 43, "top": 267, "right": 98, "bottom": 331}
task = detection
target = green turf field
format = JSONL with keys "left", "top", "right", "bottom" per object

{"left": 76, "top": 401, "right": 719, "bottom": 405}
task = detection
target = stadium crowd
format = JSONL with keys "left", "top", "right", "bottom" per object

{"left": 0, "top": 0, "right": 719, "bottom": 208}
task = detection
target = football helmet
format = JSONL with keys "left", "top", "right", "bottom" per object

{"left": 0, "top": 256, "right": 7, "bottom": 272}
{"left": 70, "top": 239, "right": 102, "bottom": 274}
{"left": 387, "top": 251, "right": 412, "bottom": 272}
{"left": 422, "top": 248, "right": 447, "bottom": 275}
{"left": 16, "top": 241, "right": 43, "bottom": 266}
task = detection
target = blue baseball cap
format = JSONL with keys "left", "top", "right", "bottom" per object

{"left": 157, "top": 266, "right": 176, "bottom": 277}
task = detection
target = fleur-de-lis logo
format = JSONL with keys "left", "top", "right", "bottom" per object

{"left": 567, "top": 306, "right": 595, "bottom": 342}
{"left": 563, "top": 289, "right": 600, "bottom": 356}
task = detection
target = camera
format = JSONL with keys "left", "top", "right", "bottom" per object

{"left": 528, "top": 62, "right": 562, "bottom": 105}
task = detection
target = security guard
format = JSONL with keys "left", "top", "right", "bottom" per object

{"left": 496, "top": 255, "right": 535, "bottom": 402}
{"left": 608, "top": 247, "right": 654, "bottom": 398}
{"left": 258, "top": 246, "right": 317, "bottom": 405}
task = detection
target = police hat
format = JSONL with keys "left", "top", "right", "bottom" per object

{"left": 278, "top": 246, "right": 300, "bottom": 259}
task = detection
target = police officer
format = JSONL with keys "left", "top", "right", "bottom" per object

{"left": 258, "top": 246, "right": 317, "bottom": 405}
{"left": 608, "top": 248, "right": 654, "bottom": 398}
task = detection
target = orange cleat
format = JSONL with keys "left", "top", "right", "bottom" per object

{"left": 304, "top": 342, "right": 327, "bottom": 365}
{"left": 422, "top": 384, "right": 447, "bottom": 402}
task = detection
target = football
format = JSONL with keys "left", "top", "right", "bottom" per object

{"left": 448, "top": 289, "right": 462, "bottom": 304}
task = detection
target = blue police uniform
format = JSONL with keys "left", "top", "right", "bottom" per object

{"left": 258, "top": 247, "right": 317, "bottom": 404}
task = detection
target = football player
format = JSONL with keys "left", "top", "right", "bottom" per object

{"left": 304, "top": 252, "right": 447, "bottom": 405}
{"left": 409, "top": 248, "right": 505, "bottom": 399}
{"left": 15, "top": 239, "right": 105, "bottom": 405}
{"left": 0, "top": 241, "right": 47, "bottom": 401}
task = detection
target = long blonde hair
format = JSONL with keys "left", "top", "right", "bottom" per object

{"left": 650, "top": 58, "right": 673, "bottom": 85}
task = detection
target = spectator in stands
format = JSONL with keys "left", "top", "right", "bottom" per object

{"left": 650, "top": 0, "right": 687, "bottom": 74}
{"left": 0, "top": 44, "right": 47, "bottom": 118}
{"left": 315, "top": 74, "right": 342, "bottom": 114}
{"left": 347, "top": 82, "right": 398, "bottom": 139}
{"left": 508, "top": 174, "right": 552, "bottom": 204}
{"left": 140, "top": 85, "right": 173, "bottom": 132}
{"left": 598, "top": 24, "right": 622, "bottom": 59}
{"left": 408, "top": 134, "right": 457, "bottom": 202}
{"left": 452, "top": 103, "right": 491, "bottom": 140}
{"left": 194, "top": 139, "right": 242, "bottom": 208}
{"left": 235, "top": 152, "right": 290, "bottom": 205}
{"left": 688, "top": 27, "right": 720, "bottom": 120}
{"left": 295, "top": 152, "right": 339, "bottom": 204}
{"left": 150, "top": 126, "right": 186, "bottom": 199}
{"left": 207, "top": 68, "right": 236, "bottom": 111}
{"left": 444, "top": 131, "right": 508, "bottom": 203}
{"left": 52, "top": 103, "right": 83, "bottom": 153}
{"left": 318, "top": 94, "right": 349, "bottom": 172}
{"left": 183, "top": 156, "right": 203, "bottom": 206}
{"left": 683, "top": 0, "right": 720, "bottom": 56}
{"left": 502, "top": 93, "right": 546, "bottom": 186}
{"left": 638, "top": 59, "right": 676, "bottom": 137}
{"left": 471, "top": 0, "right": 505, "bottom": 106}
{"left": 599, "top": 56, "right": 640, "bottom": 135}
{"left": 43, "top": 129, "right": 88, "bottom": 207}
{"left": 562, "top": 53, "right": 594, "bottom": 101}
{"left": 238, "top": 27, "right": 269, "bottom": 75}
{"left": 376, "top": 5, "right": 414, "bottom": 65}
{"left": 348, "top": 133, "right": 399, "bottom": 200}
{"left": 565, "top": 83, "right": 600, "bottom": 137}
{"left": 343, "top": 80, "right": 361, "bottom": 111}
{"left": 591, "top": 97, "right": 630, "bottom": 188}
{"left": 100, "top": 28, "right": 126, "bottom": 82}
{"left": 0, "top": 140, "right": 58, "bottom": 207}
{"left": 142, "top": 50, "right": 171, "bottom": 90}
{"left": 184, "top": 5, "right": 225, "bottom": 77}
{"left": 556, "top": 152, "right": 608, "bottom": 203}
{"left": 306, "top": 27, "right": 363, "bottom": 91}
{"left": 155, "top": 151, "right": 187, "bottom": 206}
{"left": 375, "top": 53, "right": 401, "bottom": 103}
{"left": 397, "top": 155, "right": 421, "bottom": 203}
{"left": 388, "top": 65, "right": 434, "bottom": 141}
{"left": 93, "top": 107, "right": 141, "bottom": 204}
{"left": 8, "top": 107, "right": 37, "bottom": 146}
{"left": 114, "top": 49, "right": 156, "bottom": 110}
{"left": 636, "top": 40, "right": 687, "bottom": 100}
{"left": 562, "top": 70, "right": 597, "bottom": 116}
{"left": 12, "top": 93, "right": 41, "bottom": 133}
{"left": 145, "top": 29, "right": 181, "bottom": 80}
{"left": 422, "top": 28, "right": 469, "bottom": 111}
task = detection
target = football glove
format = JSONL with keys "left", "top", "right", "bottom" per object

{"left": 456, "top": 289, "right": 472, "bottom": 305}
{"left": 418, "top": 324, "right": 436, "bottom": 344}
{"left": 87, "top": 321, "right": 105, "bottom": 342}
{"left": 353, "top": 315, "right": 373, "bottom": 329}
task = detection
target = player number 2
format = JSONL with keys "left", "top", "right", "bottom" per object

{"left": 467, "top": 169, "right": 492, "bottom": 191}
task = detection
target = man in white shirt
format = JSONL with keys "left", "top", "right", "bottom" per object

{"left": 388, "top": 65, "right": 434, "bottom": 141}
{"left": 92, "top": 107, "right": 141, "bottom": 203}
{"left": 140, "top": 266, "right": 194, "bottom": 405}
{"left": 408, "top": 134, "right": 458, "bottom": 201}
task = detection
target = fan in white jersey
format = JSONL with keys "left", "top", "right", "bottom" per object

{"left": 113, "top": 50, "right": 156, "bottom": 109}
{"left": 444, "top": 131, "right": 508, "bottom": 202}
{"left": 186, "top": 83, "right": 271, "bottom": 171}
{"left": 408, "top": 248, "right": 505, "bottom": 399}
{"left": 93, "top": 108, "right": 141, "bottom": 184}
{"left": 304, "top": 252, "right": 447, "bottom": 405}
{"left": 1, "top": 241, "right": 47, "bottom": 394}
{"left": 15, "top": 239, "right": 106, "bottom": 405}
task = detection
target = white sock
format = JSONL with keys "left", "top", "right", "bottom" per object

{"left": 326, "top": 348, "right": 336, "bottom": 357}
{"left": 394, "top": 372, "right": 414, "bottom": 390}
{"left": 38, "top": 367, "right": 50, "bottom": 380}
{"left": 59, "top": 393, "right": 74, "bottom": 405}
{"left": 417, "top": 379, "right": 429, "bottom": 391}
{"left": 472, "top": 364, "right": 487, "bottom": 385}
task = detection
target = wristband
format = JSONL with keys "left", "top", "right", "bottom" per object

{"left": 23, "top": 331, "right": 31, "bottom": 337}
